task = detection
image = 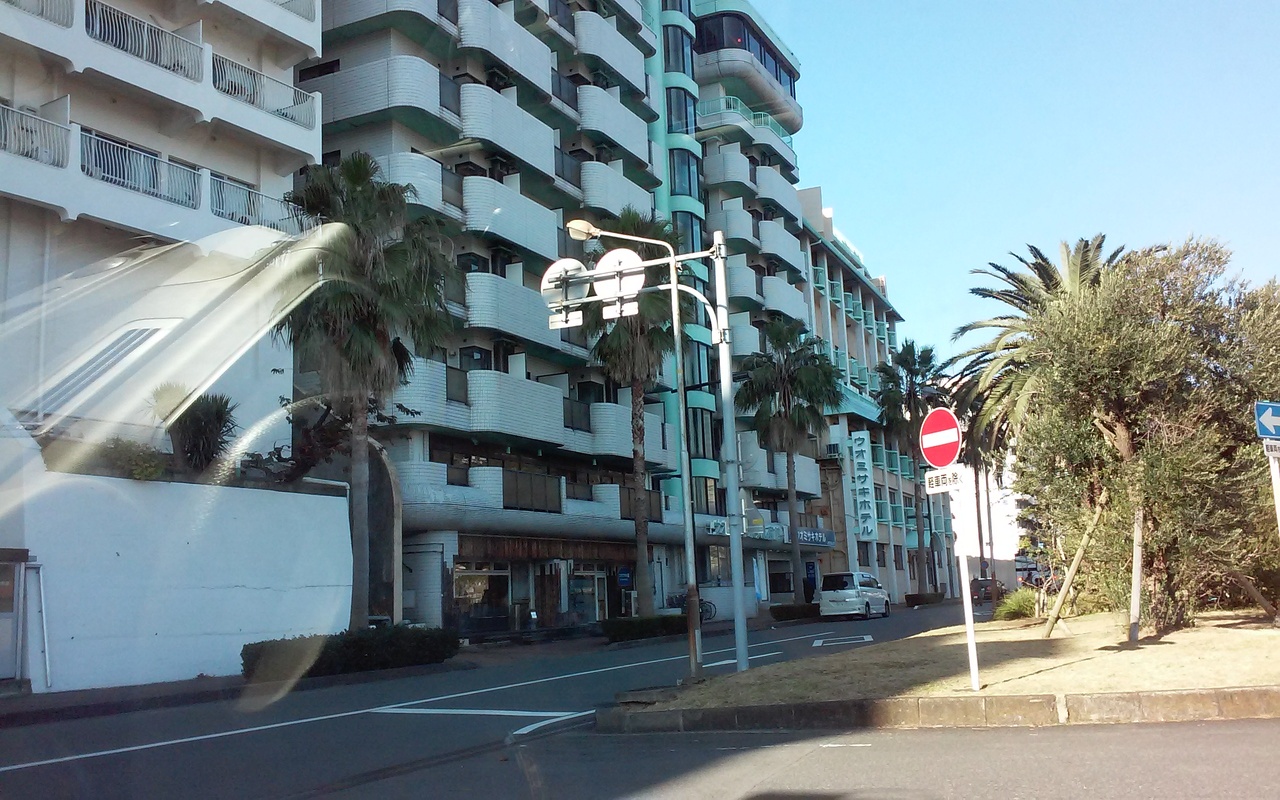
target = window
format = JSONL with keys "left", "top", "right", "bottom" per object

{"left": 671, "top": 210, "right": 704, "bottom": 254}
{"left": 859, "top": 574, "right": 880, "bottom": 589}
{"left": 682, "top": 340, "right": 712, "bottom": 389}
{"left": 857, "top": 541, "right": 871, "bottom": 567}
{"left": 298, "top": 60, "right": 339, "bottom": 82}
{"left": 894, "top": 545, "right": 904, "bottom": 570}
{"left": 687, "top": 407, "right": 716, "bottom": 459}
{"left": 666, "top": 87, "right": 696, "bottom": 135}
{"left": 458, "top": 346, "right": 492, "bottom": 372}
{"left": 458, "top": 252, "right": 505, "bottom": 278}
{"left": 669, "top": 148, "right": 701, "bottom": 198}
{"left": 877, "top": 543, "right": 888, "bottom": 567}
{"left": 699, "top": 545, "right": 731, "bottom": 585}
{"left": 691, "top": 476, "right": 723, "bottom": 515}
{"left": 663, "top": 26, "right": 694, "bottom": 77}
{"left": 694, "top": 14, "right": 798, "bottom": 99}
{"left": 662, "top": 0, "right": 691, "bottom": 13}
{"left": 821, "top": 574, "right": 853, "bottom": 591}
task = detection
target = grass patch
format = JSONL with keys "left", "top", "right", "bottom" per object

{"left": 994, "top": 588, "right": 1038, "bottom": 620}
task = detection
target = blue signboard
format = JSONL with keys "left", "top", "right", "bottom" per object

{"left": 617, "top": 565, "right": 632, "bottom": 589}
{"left": 1257, "top": 401, "right": 1280, "bottom": 439}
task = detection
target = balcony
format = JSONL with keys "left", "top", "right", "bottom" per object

{"left": 694, "top": 96, "right": 796, "bottom": 178}
{"left": 729, "top": 324, "right": 763, "bottom": 359}
{"left": 461, "top": 175, "right": 558, "bottom": 262}
{"left": 563, "top": 397, "right": 592, "bottom": 431}
{"left": 761, "top": 275, "right": 806, "bottom": 322}
{"left": 899, "top": 454, "right": 914, "bottom": 476}
{"left": 793, "top": 453, "right": 821, "bottom": 496}
{"left": 469, "top": 369, "right": 565, "bottom": 446}
{"left": 694, "top": 50, "right": 802, "bottom": 133}
{"left": 306, "top": 56, "right": 456, "bottom": 142}
{"left": 375, "top": 151, "right": 462, "bottom": 220}
{"left": 620, "top": 488, "right": 663, "bottom": 522}
{"left": 458, "top": 0, "right": 552, "bottom": 94}
{"left": 2, "top": 0, "right": 72, "bottom": 26}
{"left": 85, "top": 0, "right": 202, "bottom": 81}
{"left": 212, "top": 54, "right": 315, "bottom": 129}
{"left": 210, "top": 177, "right": 307, "bottom": 235}
{"left": 812, "top": 265, "right": 826, "bottom": 294}
{"left": 875, "top": 499, "right": 891, "bottom": 524}
{"left": 460, "top": 83, "right": 555, "bottom": 179}
{"left": 876, "top": 321, "right": 889, "bottom": 342}
{"left": 702, "top": 151, "right": 755, "bottom": 196}
{"left": 871, "top": 444, "right": 886, "bottom": 468}
{"left": 726, "top": 257, "right": 764, "bottom": 307}
{"left": 888, "top": 328, "right": 899, "bottom": 349}
{"left": 202, "top": 1, "right": 319, "bottom": 58}
{"left": 739, "top": 435, "right": 778, "bottom": 490}
{"left": 503, "top": 470, "right": 562, "bottom": 513}
{"left": 464, "top": 271, "right": 562, "bottom": 351}
{"left": 580, "top": 161, "right": 652, "bottom": 217}
{"left": 754, "top": 166, "right": 802, "bottom": 224}
{"left": 863, "top": 309, "right": 876, "bottom": 328}
{"left": 846, "top": 295, "right": 863, "bottom": 318}
{"left": 759, "top": 219, "right": 804, "bottom": 274}
{"left": 577, "top": 85, "right": 648, "bottom": 164}
{"left": 885, "top": 449, "right": 900, "bottom": 475}
{"left": 706, "top": 207, "right": 758, "bottom": 249}
{"left": 891, "top": 503, "right": 905, "bottom": 527}
{"left": 574, "top": 10, "right": 645, "bottom": 93}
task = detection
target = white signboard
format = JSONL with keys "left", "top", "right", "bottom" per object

{"left": 925, "top": 466, "right": 964, "bottom": 495}
{"left": 1264, "top": 440, "right": 1280, "bottom": 459}
{"left": 849, "top": 431, "right": 877, "bottom": 541}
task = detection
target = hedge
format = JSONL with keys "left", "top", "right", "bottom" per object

{"left": 600, "top": 615, "right": 689, "bottom": 643}
{"left": 768, "top": 603, "right": 820, "bottom": 621}
{"left": 241, "top": 625, "right": 460, "bottom": 682}
{"left": 904, "top": 592, "right": 946, "bottom": 606}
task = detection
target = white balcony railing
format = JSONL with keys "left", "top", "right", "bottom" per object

{"left": 213, "top": 55, "right": 316, "bottom": 129}
{"left": 85, "top": 0, "right": 202, "bottom": 82}
{"left": 80, "top": 130, "right": 200, "bottom": 209}
{"left": 271, "top": 0, "right": 315, "bottom": 21}
{"left": 0, "top": 105, "right": 71, "bottom": 167}
{"left": 2, "top": 0, "right": 73, "bottom": 26}
{"left": 211, "top": 177, "right": 307, "bottom": 235}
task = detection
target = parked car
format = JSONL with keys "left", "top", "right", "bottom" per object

{"left": 970, "top": 578, "right": 1007, "bottom": 603}
{"left": 817, "top": 571, "right": 891, "bottom": 619}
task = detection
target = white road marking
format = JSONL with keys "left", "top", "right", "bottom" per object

{"left": 508, "top": 710, "right": 595, "bottom": 738}
{"left": 819, "top": 743, "right": 872, "bottom": 748}
{"left": 922, "top": 428, "right": 960, "bottom": 448}
{"left": 811, "top": 635, "right": 874, "bottom": 647}
{"left": 0, "top": 629, "right": 834, "bottom": 774}
{"left": 371, "top": 708, "right": 575, "bottom": 718}
{"left": 703, "top": 651, "right": 783, "bottom": 668}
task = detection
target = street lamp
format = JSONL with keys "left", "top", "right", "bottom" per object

{"left": 549, "top": 222, "right": 749, "bottom": 675}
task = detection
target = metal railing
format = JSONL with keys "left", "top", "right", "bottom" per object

{"left": 0, "top": 105, "right": 70, "bottom": 167}
{"left": 271, "top": 0, "right": 314, "bottom": 21}
{"left": 445, "top": 366, "right": 469, "bottom": 403}
{"left": 503, "top": 470, "right": 562, "bottom": 513}
{"left": 439, "top": 73, "right": 461, "bottom": 114}
{"left": 437, "top": 0, "right": 458, "bottom": 24}
{"left": 3, "top": 0, "right": 73, "bottom": 26}
{"left": 213, "top": 55, "right": 316, "bottom": 129}
{"left": 85, "top": 0, "right": 202, "bottom": 82}
{"left": 695, "top": 96, "right": 792, "bottom": 146}
{"left": 551, "top": 71, "right": 579, "bottom": 110}
{"left": 554, "top": 147, "right": 581, "bottom": 187}
{"left": 80, "top": 130, "right": 200, "bottom": 208}
{"left": 620, "top": 487, "right": 663, "bottom": 521}
{"left": 563, "top": 397, "right": 592, "bottom": 431}
{"left": 210, "top": 177, "right": 306, "bottom": 234}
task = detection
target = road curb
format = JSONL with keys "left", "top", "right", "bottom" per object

{"left": 594, "top": 685, "right": 1280, "bottom": 733}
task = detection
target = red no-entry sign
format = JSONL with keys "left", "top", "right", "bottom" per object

{"left": 920, "top": 407, "right": 962, "bottom": 469}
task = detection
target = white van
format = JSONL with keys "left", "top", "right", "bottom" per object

{"left": 818, "top": 571, "right": 891, "bottom": 619}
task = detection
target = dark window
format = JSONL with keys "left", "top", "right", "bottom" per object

{"left": 298, "top": 60, "right": 339, "bottom": 81}
{"left": 821, "top": 574, "right": 853, "bottom": 591}
{"left": 671, "top": 210, "right": 703, "bottom": 254}
{"left": 458, "top": 346, "right": 492, "bottom": 372}
{"left": 663, "top": 26, "right": 694, "bottom": 77}
{"left": 687, "top": 407, "right": 716, "bottom": 460}
{"left": 661, "top": 0, "right": 691, "bottom": 13}
{"left": 857, "top": 541, "right": 872, "bottom": 567}
{"left": 666, "top": 87, "right": 696, "bottom": 135}
{"left": 321, "top": 150, "right": 341, "bottom": 167}
{"left": 694, "top": 13, "right": 797, "bottom": 99}
{"left": 668, "top": 148, "right": 700, "bottom": 198}
{"left": 458, "top": 252, "right": 505, "bottom": 277}
{"left": 682, "top": 340, "right": 711, "bottom": 389}
{"left": 878, "top": 544, "right": 889, "bottom": 568}
{"left": 690, "top": 476, "right": 722, "bottom": 515}
{"left": 893, "top": 544, "right": 905, "bottom": 570}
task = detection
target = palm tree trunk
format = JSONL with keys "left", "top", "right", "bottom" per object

{"left": 915, "top": 472, "right": 930, "bottom": 594}
{"left": 631, "top": 378, "right": 654, "bottom": 617}
{"left": 786, "top": 450, "right": 804, "bottom": 605}
{"left": 349, "top": 396, "right": 370, "bottom": 631}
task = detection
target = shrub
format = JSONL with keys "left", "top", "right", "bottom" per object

{"left": 904, "top": 592, "right": 946, "bottom": 606}
{"left": 600, "top": 615, "right": 688, "bottom": 643}
{"left": 768, "top": 603, "right": 820, "bottom": 621}
{"left": 994, "top": 588, "right": 1038, "bottom": 620}
{"left": 98, "top": 437, "right": 168, "bottom": 480}
{"left": 241, "top": 625, "right": 460, "bottom": 682}
{"left": 170, "top": 393, "right": 239, "bottom": 472}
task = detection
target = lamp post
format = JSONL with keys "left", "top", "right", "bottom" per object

{"left": 554, "top": 222, "right": 749, "bottom": 675}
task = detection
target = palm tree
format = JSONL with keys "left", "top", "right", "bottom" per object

{"left": 735, "top": 316, "right": 842, "bottom": 605}
{"left": 579, "top": 207, "right": 680, "bottom": 617}
{"left": 950, "top": 235, "right": 1124, "bottom": 440}
{"left": 278, "top": 152, "right": 455, "bottom": 630}
{"left": 874, "top": 340, "right": 949, "bottom": 594}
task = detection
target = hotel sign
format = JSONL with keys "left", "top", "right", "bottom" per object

{"left": 849, "top": 431, "right": 877, "bottom": 541}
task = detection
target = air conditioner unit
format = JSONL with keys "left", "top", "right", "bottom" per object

{"left": 488, "top": 154, "right": 514, "bottom": 178}
{"left": 591, "top": 70, "right": 611, "bottom": 89}
{"left": 820, "top": 443, "right": 841, "bottom": 460}
{"left": 485, "top": 67, "right": 513, "bottom": 91}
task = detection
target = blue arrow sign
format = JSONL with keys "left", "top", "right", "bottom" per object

{"left": 1256, "top": 402, "right": 1280, "bottom": 439}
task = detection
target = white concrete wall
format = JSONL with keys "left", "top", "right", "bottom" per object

{"left": 17, "top": 464, "right": 350, "bottom": 693}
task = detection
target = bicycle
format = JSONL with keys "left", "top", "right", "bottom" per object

{"left": 669, "top": 593, "right": 716, "bottom": 623}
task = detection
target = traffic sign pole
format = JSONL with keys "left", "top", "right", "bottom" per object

{"left": 957, "top": 547, "right": 981, "bottom": 691}
{"left": 1270, "top": 455, "right": 1280, "bottom": 547}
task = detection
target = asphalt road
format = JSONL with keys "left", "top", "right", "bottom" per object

{"left": 0, "top": 604, "right": 961, "bottom": 799}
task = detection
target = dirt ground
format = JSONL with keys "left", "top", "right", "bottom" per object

{"left": 658, "top": 611, "right": 1280, "bottom": 710}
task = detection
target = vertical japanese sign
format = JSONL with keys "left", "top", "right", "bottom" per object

{"left": 850, "top": 432, "right": 877, "bottom": 541}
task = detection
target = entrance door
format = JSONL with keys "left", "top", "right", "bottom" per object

{"left": 0, "top": 563, "right": 18, "bottom": 680}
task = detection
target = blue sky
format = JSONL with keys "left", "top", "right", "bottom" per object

{"left": 759, "top": 1, "right": 1280, "bottom": 359}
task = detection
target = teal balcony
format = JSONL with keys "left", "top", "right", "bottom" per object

{"left": 875, "top": 499, "right": 891, "bottom": 524}
{"left": 871, "top": 443, "right": 886, "bottom": 468}
{"left": 885, "top": 449, "right": 900, "bottom": 474}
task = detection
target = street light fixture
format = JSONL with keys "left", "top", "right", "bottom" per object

{"left": 542, "top": 222, "right": 750, "bottom": 675}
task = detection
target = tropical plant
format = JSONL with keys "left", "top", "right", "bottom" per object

{"left": 736, "top": 316, "right": 842, "bottom": 605}
{"left": 174, "top": 393, "right": 239, "bottom": 472}
{"left": 577, "top": 207, "right": 682, "bottom": 617}
{"left": 874, "top": 340, "right": 949, "bottom": 593}
{"left": 278, "top": 152, "right": 455, "bottom": 630}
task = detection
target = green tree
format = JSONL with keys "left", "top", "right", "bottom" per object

{"left": 579, "top": 207, "right": 680, "bottom": 617}
{"left": 279, "top": 152, "right": 455, "bottom": 630}
{"left": 736, "top": 317, "right": 842, "bottom": 605}
{"left": 874, "top": 340, "right": 949, "bottom": 594}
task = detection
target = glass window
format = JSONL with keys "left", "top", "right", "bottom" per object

{"left": 690, "top": 476, "right": 721, "bottom": 515}
{"left": 894, "top": 544, "right": 905, "bottom": 570}
{"left": 687, "top": 407, "right": 716, "bottom": 459}
{"left": 671, "top": 210, "right": 703, "bottom": 254}
{"left": 821, "top": 573, "right": 853, "bottom": 591}
{"left": 669, "top": 149, "right": 701, "bottom": 198}
{"left": 857, "top": 541, "right": 872, "bottom": 567}
{"left": 666, "top": 87, "right": 696, "bottom": 135}
{"left": 877, "top": 544, "right": 889, "bottom": 567}
{"left": 662, "top": 0, "right": 691, "bottom": 13}
{"left": 663, "top": 26, "right": 694, "bottom": 77}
